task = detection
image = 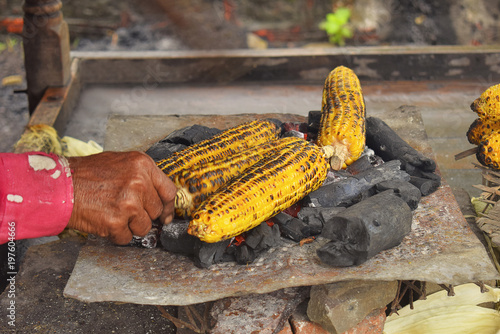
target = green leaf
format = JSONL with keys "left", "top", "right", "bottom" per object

{"left": 320, "top": 7, "right": 353, "bottom": 46}
{"left": 335, "top": 7, "right": 351, "bottom": 24}
{"left": 341, "top": 26, "right": 353, "bottom": 38}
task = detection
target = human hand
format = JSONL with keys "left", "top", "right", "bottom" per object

{"left": 66, "top": 151, "right": 177, "bottom": 245}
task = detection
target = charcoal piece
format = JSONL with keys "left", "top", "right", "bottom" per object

{"left": 272, "top": 212, "right": 311, "bottom": 242}
{"left": 307, "top": 110, "right": 322, "bottom": 133}
{"left": 271, "top": 212, "right": 295, "bottom": 225}
{"left": 282, "top": 122, "right": 301, "bottom": 132}
{"left": 194, "top": 239, "right": 232, "bottom": 269}
{"left": 308, "top": 218, "right": 323, "bottom": 235}
{"left": 245, "top": 222, "right": 282, "bottom": 251}
{"left": 304, "top": 160, "right": 410, "bottom": 207}
{"left": 282, "top": 130, "right": 305, "bottom": 139}
{"left": 318, "top": 190, "right": 412, "bottom": 267}
{"left": 366, "top": 116, "right": 436, "bottom": 173}
{"left": 404, "top": 163, "right": 442, "bottom": 183}
{"left": 162, "top": 124, "right": 221, "bottom": 146}
{"left": 140, "top": 227, "right": 160, "bottom": 248}
{"left": 376, "top": 180, "right": 422, "bottom": 210}
{"left": 322, "top": 169, "right": 350, "bottom": 187}
{"left": 265, "top": 118, "right": 283, "bottom": 133}
{"left": 297, "top": 207, "right": 347, "bottom": 235}
{"left": 145, "top": 142, "right": 187, "bottom": 162}
{"left": 346, "top": 155, "right": 373, "bottom": 175}
{"left": 235, "top": 245, "right": 256, "bottom": 265}
{"left": 160, "top": 220, "right": 197, "bottom": 254}
{"left": 409, "top": 176, "right": 441, "bottom": 196}
{"left": 129, "top": 220, "right": 162, "bottom": 248}
{"left": 297, "top": 207, "right": 324, "bottom": 235}
{"left": 318, "top": 208, "right": 347, "bottom": 223}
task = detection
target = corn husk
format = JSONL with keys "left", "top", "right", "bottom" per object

{"left": 14, "top": 124, "right": 102, "bottom": 157}
{"left": 384, "top": 283, "right": 500, "bottom": 334}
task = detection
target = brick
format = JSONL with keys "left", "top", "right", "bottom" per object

{"left": 290, "top": 300, "right": 330, "bottom": 334}
{"left": 210, "top": 287, "right": 308, "bottom": 334}
{"left": 344, "top": 307, "right": 387, "bottom": 334}
{"left": 276, "top": 321, "right": 293, "bottom": 334}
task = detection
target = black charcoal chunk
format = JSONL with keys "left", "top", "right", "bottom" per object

{"left": 366, "top": 116, "right": 436, "bottom": 173}
{"left": 318, "top": 190, "right": 412, "bottom": 267}
{"left": 297, "top": 207, "right": 324, "bottom": 235}
{"left": 346, "top": 154, "right": 374, "bottom": 175}
{"left": 317, "top": 207, "right": 347, "bottom": 225}
{"left": 245, "top": 222, "right": 282, "bottom": 251}
{"left": 304, "top": 160, "right": 410, "bottom": 207}
{"left": 409, "top": 176, "right": 441, "bottom": 196}
{"left": 272, "top": 212, "right": 311, "bottom": 242}
{"left": 265, "top": 118, "right": 284, "bottom": 133}
{"left": 145, "top": 142, "right": 187, "bottom": 162}
{"left": 375, "top": 180, "right": 422, "bottom": 210}
{"left": 235, "top": 245, "right": 257, "bottom": 265}
{"left": 297, "top": 207, "right": 347, "bottom": 235}
{"left": 162, "top": 124, "right": 221, "bottom": 146}
{"left": 194, "top": 239, "right": 232, "bottom": 269}
{"left": 130, "top": 221, "right": 162, "bottom": 248}
{"left": 160, "top": 220, "right": 197, "bottom": 254}
{"left": 307, "top": 110, "right": 321, "bottom": 132}
{"left": 282, "top": 130, "right": 305, "bottom": 139}
{"left": 306, "top": 110, "right": 322, "bottom": 141}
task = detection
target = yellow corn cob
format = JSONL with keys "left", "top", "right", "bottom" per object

{"left": 187, "top": 139, "right": 333, "bottom": 243}
{"left": 471, "top": 83, "right": 500, "bottom": 120}
{"left": 317, "top": 66, "right": 366, "bottom": 170}
{"left": 467, "top": 118, "right": 500, "bottom": 145}
{"left": 175, "top": 137, "right": 304, "bottom": 217}
{"left": 476, "top": 129, "right": 500, "bottom": 169}
{"left": 156, "top": 119, "right": 279, "bottom": 178}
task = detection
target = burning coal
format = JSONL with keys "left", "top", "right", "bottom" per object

{"left": 132, "top": 112, "right": 440, "bottom": 269}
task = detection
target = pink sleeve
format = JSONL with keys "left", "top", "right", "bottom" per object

{"left": 0, "top": 152, "right": 74, "bottom": 244}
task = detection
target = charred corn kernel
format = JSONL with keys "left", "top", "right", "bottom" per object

{"left": 476, "top": 130, "right": 500, "bottom": 169}
{"left": 175, "top": 137, "right": 304, "bottom": 217}
{"left": 317, "top": 66, "right": 366, "bottom": 170}
{"left": 467, "top": 118, "right": 500, "bottom": 145}
{"left": 471, "top": 83, "right": 500, "bottom": 120}
{"left": 188, "top": 139, "right": 333, "bottom": 243}
{"left": 156, "top": 119, "right": 279, "bottom": 178}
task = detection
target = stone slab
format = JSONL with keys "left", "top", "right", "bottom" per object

{"left": 64, "top": 110, "right": 499, "bottom": 306}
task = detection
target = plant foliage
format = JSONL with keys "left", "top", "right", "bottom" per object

{"left": 319, "top": 7, "right": 353, "bottom": 46}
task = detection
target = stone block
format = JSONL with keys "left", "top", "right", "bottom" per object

{"left": 210, "top": 287, "right": 308, "bottom": 334}
{"left": 276, "top": 321, "right": 293, "bottom": 334}
{"left": 307, "top": 280, "right": 397, "bottom": 333}
{"left": 290, "top": 301, "right": 329, "bottom": 334}
{"left": 344, "top": 307, "right": 386, "bottom": 334}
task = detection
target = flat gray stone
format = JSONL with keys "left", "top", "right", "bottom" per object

{"left": 63, "top": 110, "right": 499, "bottom": 306}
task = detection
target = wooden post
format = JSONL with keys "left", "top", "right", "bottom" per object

{"left": 22, "top": 0, "right": 71, "bottom": 114}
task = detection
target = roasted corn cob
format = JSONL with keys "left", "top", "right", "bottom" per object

{"left": 476, "top": 129, "right": 500, "bottom": 169}
{"left": 156, "top": 119, "right": 279, "bottom": 178}
{"left": 467, "top": 118, "right": 500, "bottom": 145}
{"left": 471, "top": 83, "right": 500, "bottom": 120}
{"left": 317, "top": 66, "right": 366, "bottom": 170}
{"left": 175, "top": 137, "right": 304, "bottom": 217}
{"left": 188, "top": 139, "right": 333, "bottom": 243}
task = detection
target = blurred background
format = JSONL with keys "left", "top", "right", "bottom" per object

{"left": 1, "top": 0, "right": 500, "bottom": 153}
